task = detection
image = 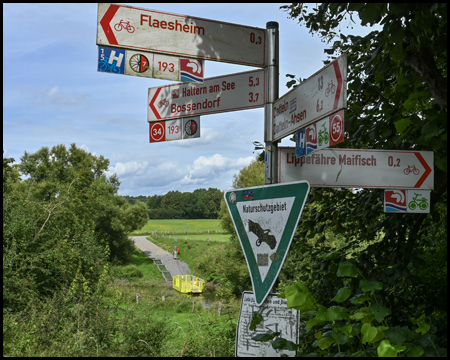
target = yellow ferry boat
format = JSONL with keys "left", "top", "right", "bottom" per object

{"left": 173, "top": 275, "right": 205, "bottom": 294}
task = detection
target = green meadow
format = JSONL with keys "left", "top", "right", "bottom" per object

{"left": 129, "top": 219, "right": 225, "bottom": 236}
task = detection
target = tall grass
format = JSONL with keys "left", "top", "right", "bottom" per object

{"left": 3, "top": 244, "right": 239, "bottom": 357}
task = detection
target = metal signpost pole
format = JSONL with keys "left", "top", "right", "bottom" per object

{"left": 264, "top": 22, "right": 279, "bottom": 185}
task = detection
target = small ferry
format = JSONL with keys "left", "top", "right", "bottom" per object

{"left": 173, "top": 275, "right": 205, "bottom": 294}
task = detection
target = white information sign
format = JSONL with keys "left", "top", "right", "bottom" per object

{"left": 272, "top": 54, "right": 347, "bottom": 141}
{"left": 279, "top": 147, "right": 434, "bottom": 189}
{"left": 148, "top": 69, "right": 265, "bottom": 121}
{"left": 97, "top": 3, "right": 266, "bottom": 67}
{"left": 236, "top": 291, "right": 299, "bottom": 357}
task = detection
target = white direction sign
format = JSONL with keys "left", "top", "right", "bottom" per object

{"left": 97, "top": 3, "right": 266, "bottom": 67}
{"left": 272, "top": 54, "right": 347, "bottom": 141}
{"left": 225, "top": 181, "right": 310, "bottom": 306}
{"left": 148, "top": 69, "right": 265, "bottom": 121}
{"left": 236, "top": 291, "right": 299, "bottom": 357}
{"left": 279, "top": 147, "right": 434, "bottom": 189}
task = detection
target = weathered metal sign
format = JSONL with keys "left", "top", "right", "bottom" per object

{"left": 148, "top": 69, "right": 265, "bottom": 121}
{"left": 236, "top": 291, "right": 299, "bottom": 357}
{"left": 272, "top": 54, "right": 347, "bottom": 141}
{"left": 384, "top": 189, "right": 430, "bottom": 213}
{"left": 296, "top": 110, "right": 344, "bottom": 158}
{"left": 97, "top": 3, "right": 266, "bottom": 67}
{"left": 149, "top": 117, "right": 200, "bottom": 142}
{"left": 279, "top": 147, "right": 434, "bottom": 189}
{"left": 98, "top": 45, "right": 204, "bottom": 83}
{"left": 224, "top": 181, "right": 310, "bottom": 306}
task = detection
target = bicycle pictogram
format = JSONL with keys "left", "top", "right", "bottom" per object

{"left": 408, "top": 193, "right": 429, "bottom": 211}
{"left": 325, "top": 80, "right": 336, "bottom": 97}
{"left": 98, "top": 56, "right": 121, "bottom": 73}
{"left": 114, "top": 20, "right": 135, "bottom": 33}
{"left": 318, "top": 122, "right": 329, "bottom": 146}
{"left": 157, "top": 96, "right": 169, "bottom": 108}
{"left": 129, "top": 54, "right": 149, "bottom": 73}
{"left": 403, "top": 164, "right": 420, "bottom": 175}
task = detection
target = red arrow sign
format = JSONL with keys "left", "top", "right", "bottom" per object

{"left": 414, "top": 152, "right": 432, "bottom": 188}
{"left": 100, "top": 4, "right": 119, "bottom": 45}
{"left": 149, "top": 88, "right": 163, "bottom": 120}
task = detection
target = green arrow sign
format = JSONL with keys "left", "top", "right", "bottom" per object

{"left": 224, "top": 181, "right": 310, "bottom": 306}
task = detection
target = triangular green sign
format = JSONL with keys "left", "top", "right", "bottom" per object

{"left": 224, "top": 181, "right": 310, "bottom": 306}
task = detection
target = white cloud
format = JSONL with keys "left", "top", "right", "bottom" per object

{"left": 181, "top": 153, "right": 254, "bottom": 185}
{"left": 108, "top": 161, "right": 149, "bottom": 178}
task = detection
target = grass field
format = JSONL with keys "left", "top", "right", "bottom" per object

{"left": 128, "top": 219, "right": 226, "bottom": 236}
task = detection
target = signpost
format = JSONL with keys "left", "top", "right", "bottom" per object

{"left": 149, "top": 117, "right": 200, "bottom": 143}
{"left": 295, "top": 110, "right": 344, "bottom": 158}
{"left": 224, "top": 181, "right": 310, "bottom": 306}
{"left": 384, "top": 189, "right": 430, "bottom": 213}
{"left": 279, "top": 147, "right": 434, "bottom": 189}
{"left": 235, "top": 291, "right": 299, "bottom": 357}
{"left": 148, "top": 69, "right": 265, "bottom": 121}
{"left": 97, "top": 3, "right": 266, "bottom": 67}
{"left": 98, "top": 45, "right": 205, "bottom": 83}
{"left": 272, "top": 54, "right": 347, "bottom": 142}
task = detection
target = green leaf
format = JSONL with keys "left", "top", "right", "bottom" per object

{"left": 283, "top": 281, "right": 315, "bottom": 311}
{"left": 317, "top": 337, "right": 335, "bottom": 350}
{"left": 332, "top": 287, "right": 352, "bottom": 302}
{"left": 384, "top": 326, "right": 408, "bottom": 345}
{"left": 415, "top": 322, "right": 430, "bottom": 335}
{"left": 360, "top": 280, "right": 383, "bottom": 294}
{"left": 378, "top": 340, "right": 398, "bottom": 357}
{"left": 271, "top": 337, "right": 298, "bottom": 351}
{"left": 326, "top": 306, "right": 349, "bottom": 321}
{"left": 350, "top": 293, "right": 371, "bottom": 304}
{"left": 394, "top": 118, "right": 411, "bottom": 134}
{"left": 391, "top": 43, "right": 406, "bottom": 61}
{"left": 337, "top": 261, "right": 358, "bottom": 277}
{"left": 249, "top": 311, "right": 264, "bottom": 331}
{"left": 406, "top": 345, "right": 424, "bottom": 357}
{"left": 252, "top": 332, "right": 280, "bottom": 342}
{"left": 361, "top": 323, "right": 378, "bottom": 343}
{"left": 306, "top": 318, "right": 325, "bottom": 331}
{"left": 370, "top": 303, "right": 392, "bottom": 322}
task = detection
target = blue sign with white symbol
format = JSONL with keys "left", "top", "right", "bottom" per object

{"left": 295, "top": 129, "right": 306, "bottom": 158}
{"left": 98, "top": 46, "right": 125, "bottom": 74}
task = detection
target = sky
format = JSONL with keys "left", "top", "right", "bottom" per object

{"left": 3, "top": 3, "right": 369, "bottom": 197}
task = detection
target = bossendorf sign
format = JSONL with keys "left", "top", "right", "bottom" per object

{"left": 148, "top": 69, "right": 265, "bottom": 121}
{"left": 225, "top": 181, "right": 310, "bottom": 306}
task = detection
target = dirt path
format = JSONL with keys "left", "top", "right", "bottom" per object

{"left": 129, "top": 236, "right": 192, "bottom": 277}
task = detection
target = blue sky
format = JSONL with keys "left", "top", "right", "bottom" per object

{"left": 3, "top": 3, "right": 371, "bottom": 196}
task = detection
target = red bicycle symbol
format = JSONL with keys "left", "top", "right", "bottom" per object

{"left": 157, "top": 96, "right": 169, "bottom": 108}
{"left": 114, "top": 20, "right": 135, "bottom": 33}
{"left": 325, "top": 80, "right": 336, "bottom": 97}
{"left": 403, "top": 164, "right": 420, "bottom": 175}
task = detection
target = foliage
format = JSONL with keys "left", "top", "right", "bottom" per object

{"left": 273, "top": 2, "right": 447, "bottom": 354}
{"left": 147, "top": 188, "right": 223, "bottom": 219}
{"left": 3, "top": 144, "right": 148, "bottom": 312}
{"left": 251, "top": 255, "right": 447, "bottom": 357}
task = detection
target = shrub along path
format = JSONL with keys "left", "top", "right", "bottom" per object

{"left": 130, "top": 236, "right": 192, "bottom": 279}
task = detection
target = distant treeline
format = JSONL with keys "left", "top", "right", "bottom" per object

{"left": 123, "top": 188, "right": 223, "bottom": 219}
